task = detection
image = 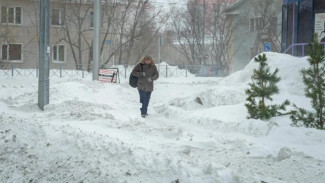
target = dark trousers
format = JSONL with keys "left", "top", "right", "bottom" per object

{"left": 138, "top": 89, "right": 152, "bottom": 115}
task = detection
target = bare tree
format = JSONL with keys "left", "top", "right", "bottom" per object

{"left": 29, "top": 1, "right": 40, "bottom": 45}
{"left": 125, "top": 1, "right": 168, "bottom": 65}
{"left": 169, "top": 0, "right": 239, "bottom": 74}
{"left": 250, "top": 0, "right": 282, "bottom": 55}
{"left": 133, "top": 9, "right": 168, "bottom": 63}
{"left": 100, "top": 0, "right": 167, "bottom": 67}
{"left": 171, "top": 0, "right": 205, "bottom": 65}
{"left": 206, "top": 1, "right": 237, "bottom": 74}
{"left": 121, "top": 0, "right": 150, "bottom": 66}
{"left": 0, "top": 0, "right": 37, "bottom": 69}
{"left": 98, "top": 0, "right": 119, "bottom": 68}
{"left": 0, "top": 23, "right": 13, "bottom": 69}
{"left": 53, "top": 0, "right": 93, "bottom": 70}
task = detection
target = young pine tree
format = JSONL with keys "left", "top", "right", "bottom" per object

{"left": 245, "top": 54, "right": 290, "bottom": 120}
{"left": 290, "top": 35, "right": 325, "bottom": 129}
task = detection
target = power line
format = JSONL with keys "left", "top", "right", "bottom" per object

{"left": 149, "top": 1, "right": 234, "bottom": 6}
{"left": 100, "top": 1, "right": 234, "bottom": 7}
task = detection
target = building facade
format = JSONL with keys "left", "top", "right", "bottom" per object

{"left": 226, "top": 0, "right": 282, "bottom": 72}
{"left": 282, "top": 0, "right": 325, "bottom": 56}
{"left": 0, "top": 0, "right": 119, "bottom": 70}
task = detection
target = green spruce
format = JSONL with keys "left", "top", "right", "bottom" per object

{"left": 245, "top": 54, "right": 290, "bottom": 120}
{"left": 290, "top": 34, "right": 325, "bottom": 129}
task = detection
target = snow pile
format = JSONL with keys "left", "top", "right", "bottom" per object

{"left": 116, "top": 62, "right": 195, "bottom": 80}
{"left": 1, "top": 52, "right": 325, "bottom": 183}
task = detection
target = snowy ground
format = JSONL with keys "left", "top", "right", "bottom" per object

{"left": 0, "top": 52, "right": 324, "bottom": 183}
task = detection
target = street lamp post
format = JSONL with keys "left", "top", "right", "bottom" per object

{"left": 38, "top": 0, "right": 50, "bottom": 110}
{"left": 93, "top": 0, "right": 101, "bottom": 81}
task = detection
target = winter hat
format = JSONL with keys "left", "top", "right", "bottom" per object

{"left": 143, "top": 55, "right": 153, "bottom": 62}
{"left": 141, "top": 55, "right": 155, "bottom": 65}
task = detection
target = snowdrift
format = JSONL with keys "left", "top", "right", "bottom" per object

{"left": 0, "top": 52, "right": 324, "bottom": 183}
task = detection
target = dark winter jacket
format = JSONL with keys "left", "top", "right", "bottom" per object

{"left": 131, "top": 59, "right": 159, "bottom": 92}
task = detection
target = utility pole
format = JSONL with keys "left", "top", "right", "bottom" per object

{"left": 158, "top": 34, "right": 162, "bottom": 64}
{"left": 202, "top": 0, "right": 206, "bottom": 65}
{"left": 38, "top": 0, "right": 50, "bottom": 110}
{"left": 157, "top": 34, "right": 162, "bottom": 72}
{"left": 93, "top": 0, "right": 101, "bottom": 81}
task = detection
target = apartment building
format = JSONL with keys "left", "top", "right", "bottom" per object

{"left": 226, "top": 0, "right": 282, "bottom": 72}
{"left": 0, "top": 0, "right": 115, "bottom": 70}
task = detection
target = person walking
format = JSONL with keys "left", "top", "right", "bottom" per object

{"left": 131, "top": 55, "right": 159, "bottom": 118}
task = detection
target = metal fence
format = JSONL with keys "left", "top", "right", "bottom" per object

{"left": 0, "top": 63, "right": 224, "bottom": 79}
{"left": 283, "top": 42, "right": 325, "bottom": 57}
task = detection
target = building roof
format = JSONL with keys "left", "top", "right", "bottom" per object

{"left": 225, "top": 0, "right": 245, "bottom": 13}
{"left": 283, "top": 0, "right": 302, "bottom": 3}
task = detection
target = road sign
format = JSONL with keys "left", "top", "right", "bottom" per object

{"left": 104, "top": 40, "right": 113, "bottom": 45}
{"left": 98, "top": 68, "right": 119, "bottom": 83}
{"left": 204, "top": 53, "right": 209, "bottom": 60}
{"left": 264, "top": 42, "right": 271, "bottom": 52}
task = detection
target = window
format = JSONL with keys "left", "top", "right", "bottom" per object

{"left": 51, "top": 9, "right": 65, "bottom": 26}
{"left": 250, "top": 17, "right": 263, "bottom": 32}
{"left": 271, "top": 16, "right": 277, "bottom": 35}
{"left": 52, "top": 45, "right": 65, "bottom": 62}
{"left": 1, "top": 7, "right": 22, "bottom": 24}
{"left": 250, "top": 18, "right": 254, "bottom": 31}
{"left": 90, "top": 11, "right": 94, "bottom": 27}
{"left": 1, "top": 44, "right": 22, "bottom": 61}
{"left": 255, "top": 18, "right": 260, "bottom": 30}
{"left": 90, "top": 11, "right": 103, "bottom": 28}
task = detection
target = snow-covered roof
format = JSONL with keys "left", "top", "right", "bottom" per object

{"left": 225, "top": 0, "right": 245, "bottom": 13}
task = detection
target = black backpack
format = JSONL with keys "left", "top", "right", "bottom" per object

{"left": 129, "top": 64, "right": 143, "bottom": 88}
